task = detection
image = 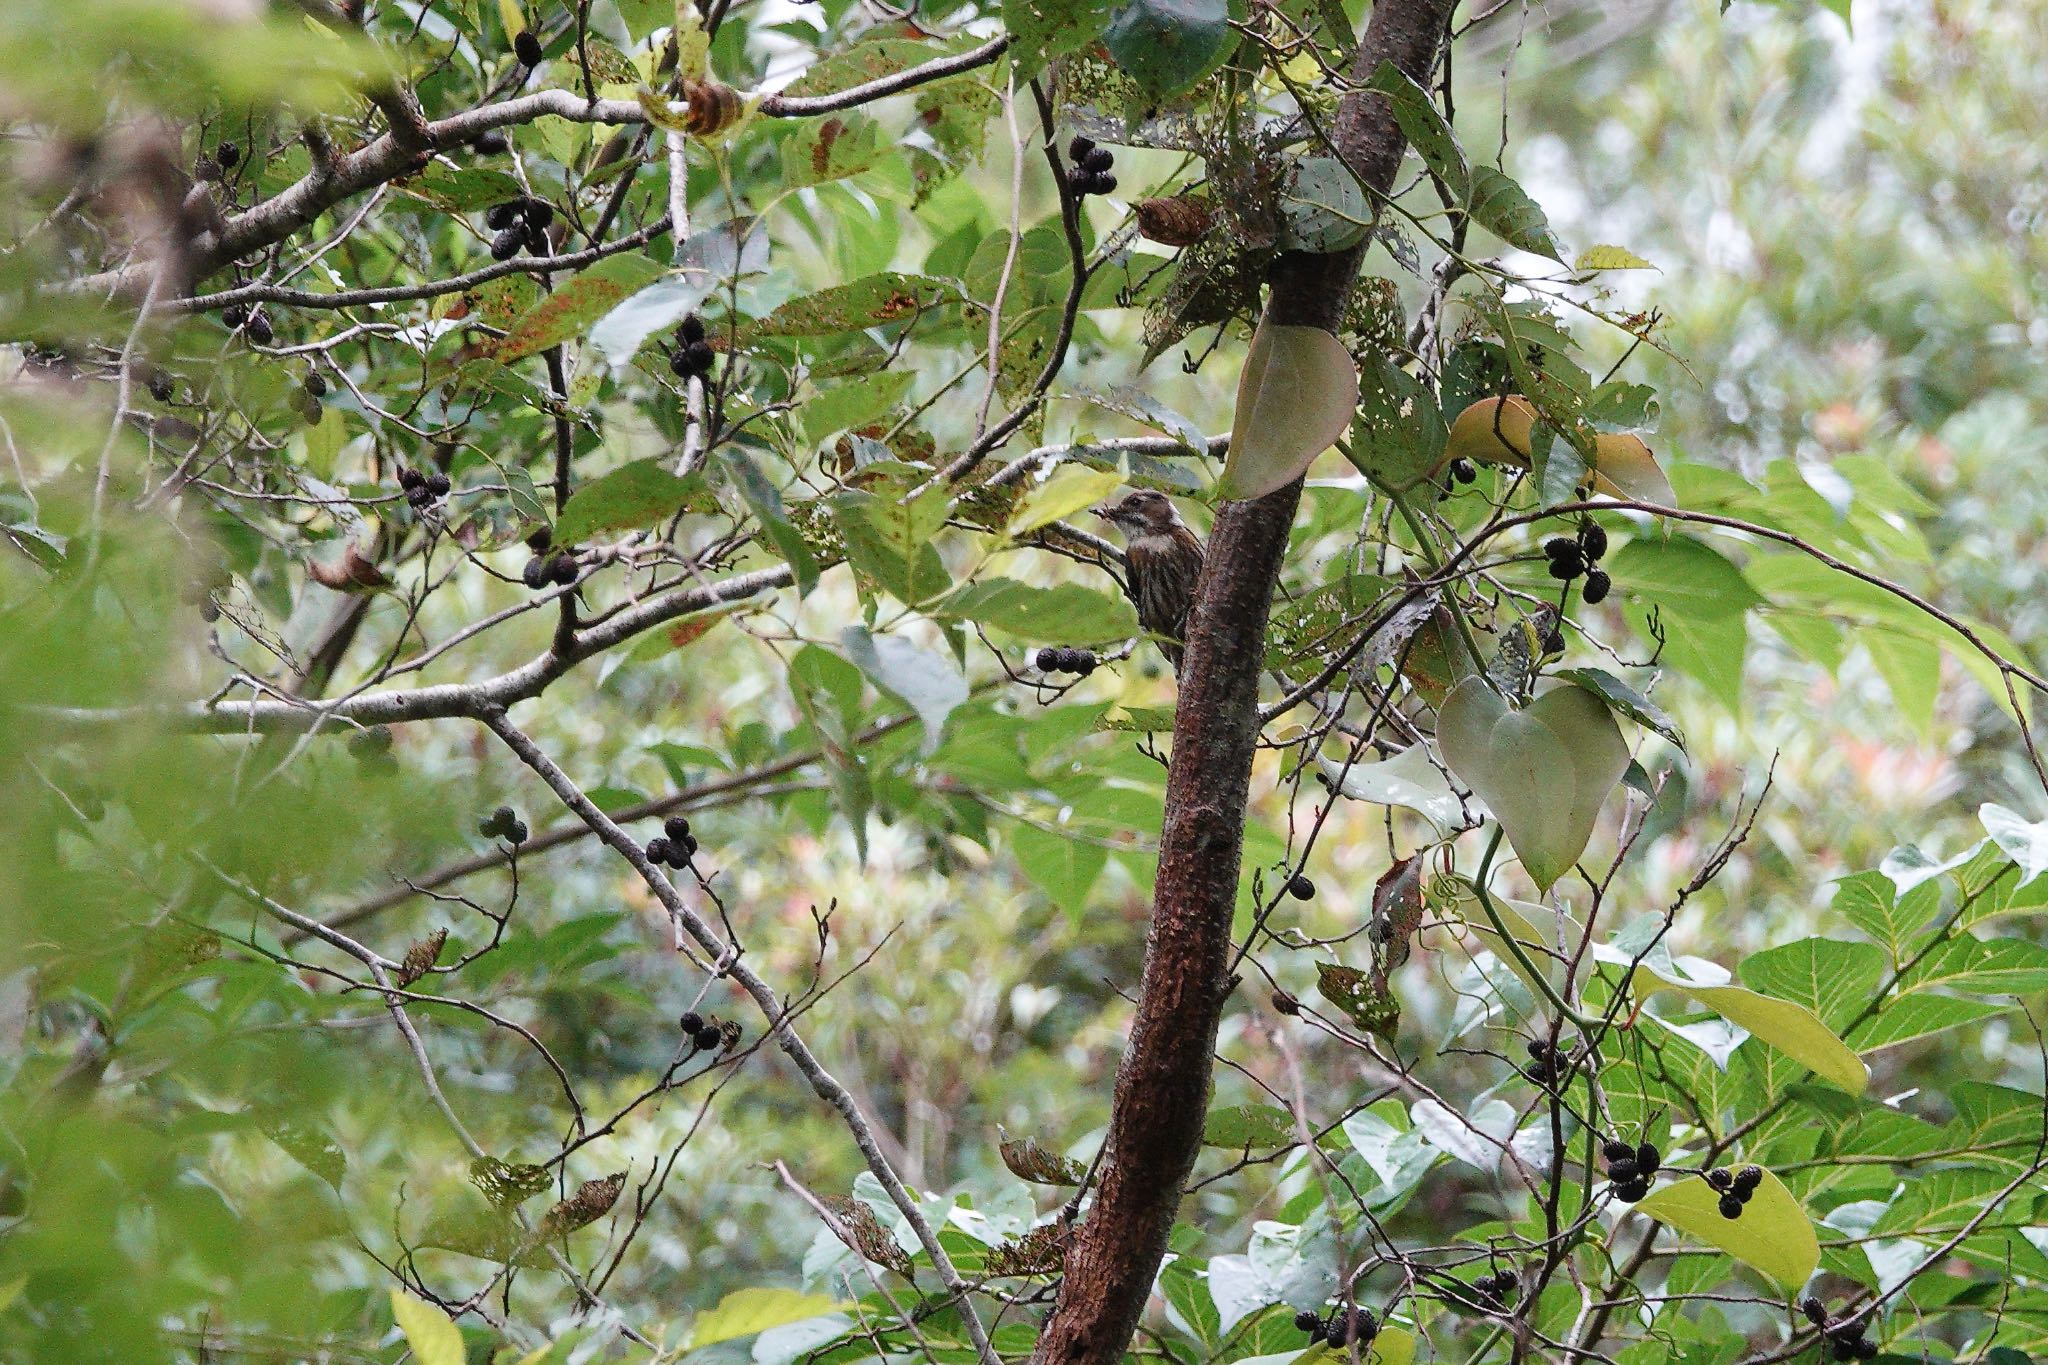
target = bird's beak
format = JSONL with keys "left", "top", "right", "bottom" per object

{"left": 1092, "top": 502, "right": 1119, "bottom": 523}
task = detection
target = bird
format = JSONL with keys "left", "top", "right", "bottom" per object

{"left": 1095, "top": 490, "right": 1205, "bottom": 669}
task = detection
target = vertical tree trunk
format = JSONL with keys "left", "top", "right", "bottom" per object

{"left": 1030, "top": 4, "right": 1458, "bottom": 1362}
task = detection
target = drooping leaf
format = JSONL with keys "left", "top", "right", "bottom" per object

{"left": 1552, "top": 666, "right": 1683, "bottom": 748}
{"left": 1217, "top": 321, "right": 1359, "bottom": 501}
{"left": 1007, "top": 465, "right": 1126, "bottom": 535}
{"left": 936, "top": 579, "right": 1137, "bottom": 644}
{"left": 1441, "top": 397, "right": 1674, "bottom": 503}
{"left": 1633, "top": 1170, "right": 1820, "bottom": 1289}
{"left": 840, "top": 626, "right": 967, "bottom": 753}
{"left": 729, "top": 455, "right": 820, "bottom": 597}
{"left": 1466, "top": 164, "right": 1562, "bottom": 260}
{"left": 1436, "top": 679, "right": 1631, "bottom": 889}
{"left": 754, "top": 273, "right": 962, "bottom": 337}
{"left": 1574, "top": 245, "right": 1655, "bottom": 271}
{"left": 491, "top": 254, "right": 667, "bottom": 362}
{"left": 1319, "top": 744, "right": 1468, "bottom": 831}
{"left": 1317, "top": 962, "right": 1400, "bottom": 1042}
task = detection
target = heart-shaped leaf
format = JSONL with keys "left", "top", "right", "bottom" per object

{"left": 1217, "top": 320, "right": 1359, "bottom": 502}
{"left": 1633, "top": 1170, "right": 1820, "bottom": 1290}
{"left": 1442, "top": 396, "right": 1674, "bottom": 504}
{"left": 1436, "top": 679, "right": 1629, "bottom": 889}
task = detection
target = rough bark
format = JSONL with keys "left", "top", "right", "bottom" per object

{"left": 1028, "top": 4, "right": 1458, "bottom": 1362}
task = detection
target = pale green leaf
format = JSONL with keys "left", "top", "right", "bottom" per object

{"left": 391, "top": 1290, "right": 466, "bottom": 1365}
{"left": 1007, "top": 465, "right": 1126, "bottom": 535}
{"left": 1574, "top": 245, "right": 1654, "bottom": 271}
{"left": 1217, "top": 320, "right": 1359, "bottom": 501}
{"left": 1634, "top": 1170, "right": 1819, "bottom": 1289}
{"left": 689, "top": 1288, "right": 849, "bottom": 1350}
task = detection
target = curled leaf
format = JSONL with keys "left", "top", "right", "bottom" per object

{"left": 1442, "top": 396, "right": 1674, "bottom": 504}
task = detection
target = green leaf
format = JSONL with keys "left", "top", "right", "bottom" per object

{"left": 1007, "top": 465, "right": 1126, "bottom": 535}
{"left": 1004, "top": 0, "right": 1110, "bottom": 75}
{"left": 1573, "top": 245, "right": 1654, "bottom": 271}
{"left": 1436, "top": 679, "right": 1630, "bottom": 889}
{"left": 689, "top": 1288, "right": 849, "bottom": 1350}
{"left": 1101, "top": 0, "right": 1232, "bottom": 100}
{"left": 729, "top": 455, "right": 820, "bottom": 597}
{"left": 552, "top": 460, "right": 703, "bottom": 545}
{"left": 936, "top": 579, "right": 1137, "bottom": 645}
{"left": 755, "top": 273, "right": 962, "bottom": 336}
{"left": 1202, "top": 1103, "right": 1297, "bottom": 1150}
{"left": 1633, "top": 1170, "right": 1819, "bottom": 1289}
{"left": 1011, "top": 820, "right": 1107, "bottom": 918}
{"left": 1316, "top": 962, "right": 1400, "bottom": 1041}
{"left": 1606, "top": 536, "right": 1762, "bottom": 619}
{"left": 1217, "top": 320, "right": 1359, "bottom": 501}
{"left": 391, "top": 1290, "right": 465, "bottom": 1365}
{"left": 840, "top": 626, "right": 967, "bottom": 753}
{"left": 1552, "top": 667, "right": 1683, "bottom": 747}
{"left": 491, "top": 254, "right": 667, "bottom": 362}
{"left": 1466, "top": 165, "right": 1562, "bottom": 260}
{"left": 1346, "top": 353, "right": 1446, "bottom": 490}
{"left": 782, "top": 115, "right": 884, "bottom": 189}
{"left": 1629, "top": 959, "right": 1869, "bottom": 1095}
{"left": 1362, "top": 63, "right": 1469, "bottom": 199}
{"left": 1280, "top": 157, "right": 1373, "bottom": 253}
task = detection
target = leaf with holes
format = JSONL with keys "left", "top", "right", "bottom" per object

{"left": 999, "top": 1131, "right": 1087, "bottom": 1184}
{"left": 1202, "top": 1103, "right": 1297, "bottom": 1150}
{"left": 1317, "top": 962, "right": 1400, "bottom": 1042}
{"left": 491, "top": 254, "right": 666, "bottom": 362}
{"left": 1101, "top": 0, "right": 1234, "bottom": 100}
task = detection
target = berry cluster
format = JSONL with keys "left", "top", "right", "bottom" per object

{"left": 1802, "top": 1297, "right": 1879, "bottom": 1361}
{"left": 646, "top": 815, "right": 699, "bottom": 870}
{"left": 347, "top": 725, "right": 396, "bottom": 770}
{"left": 1705, "top": 1163, "right": 1763, "bottom": 1219}
{"left": 1294, "top": 1306, "right": 1378, "bottom": 1347}
{"left": 513, "top": 28, "right": 545, "bottom": 68}
{"left": 670, "top": 313, "right": 716, "bottom": 382}
{"left": 478, "top": 805, "right": 529, "bottom": 845}
{"left": 1449, "top": 457, "right": 1478, "bottom": 484}
{"left": 522, "top": 551, "right": 578, "bottom": 589}
{"left": 1066, "top": 136, "right": 1117, "bottom": 198}
{"left": 1035, "top": 646, "right": 1097, "bottom": 676}
{"left": 1601, "top": 1137, "right": 1661, "bottom": 1202}
{"left": 1544, "top": 519, "right": 1613, "bottom": 602}
{"left": 1286, "top": 874, "right": 1316, "bottom": 901}
{"left": 485, "top": 198, "right": 555, "bottom": 261}
{"left": 290, "top": 372, "right": 328, "bottom": 425}
{"left": 222, "top": 304, "right": 274, "bottom": 345}
{"left": 1522, "top": 1036, "right": 1574, "bottom": 1086}
{"left": 679, "top": 1010, "right": 741, "bottom": 1054}
{"left": 1468, "top": 1268, "right": 1518, "bottom": 1310}
{"left": 398, "top": 465, "right": 452, "bottom": 511}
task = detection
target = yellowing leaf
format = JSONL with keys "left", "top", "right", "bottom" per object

{"left": 1634, "top": 1170, "right": 1820, "bottom": 1289}
{"left": 1443, "top": 397, "right": 1674, "bottom": 504}
{"left": 1631, "top": 965, "right": 1868, "bottom": 1095}
{"left": 689, "top": 1287, "right": 849, "bottom": 1349}
{"left": 1008, "top": 465, "right": 1125, "bottom": 536}
{"left": 1574, "top": 245, "right": 1654, "bottom": 272}
{"left": 390, "top": 1290, "right": 465, "bottom": 1365}
{"left": 1217, "top": 320, "right": 1359, "bottom": 501}
{"left": 495, "top": 0, "right": 526, "bottom": 37}
{"left": 1437, "top": 680, "right": 1630, "bottom": 889}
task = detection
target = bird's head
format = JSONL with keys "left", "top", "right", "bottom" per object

{"left": 1095, "top": 489, "right": 1181, "bottom": 537}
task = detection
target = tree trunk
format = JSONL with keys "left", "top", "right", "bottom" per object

{"left": 1029, "top": 4, "right": 1458, "bottom": 1362}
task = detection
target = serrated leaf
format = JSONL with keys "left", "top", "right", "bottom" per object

{"left": 754, "top": 273, "right": 961, "bottom": 337}
{"left": 689, "top": 1288, "right": 850, "bottom": 1350}
{"left": 552, "top": 460, "right": 705, "bottom": 544}
{"left": 936, "top": 579, "right": 1137, "bottom": 644}
{"left": 1436, "top": 679, "right": 1629, "bottom": 889}
{"left": 782, "top": 115, "right": 884, "bottom": 189}
{"left": 1633, "top": 1170, "right": 1820, "bottom": 1289}
{"left": 1217, "top": 321, "right": 1359, "bottom": 501}
{"left": 729, "top": 455, "right": 819, "bottom": 597}
{"left": 1466, "top": 165, "right": 1561, "bottom": 259}
{"left": 1362, "top": 62, "right": 1469, "bottom": 198}
{"left": 391, "top": 1290, "right": 465, "bottom": 1365}
{"left": 1346, "top": 353, "right": 1446, "bottom": 490}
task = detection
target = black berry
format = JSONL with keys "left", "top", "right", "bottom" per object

{"left": 1293, "top": 1311, "right": 1320, "bottom": 1334}
{"left": 1582, "top": 569, "right": 1612, "bottom": 604}
{"left": 489, "top": 226, "right": 525, "bottom": 260}
{"left": 398, "top": 467, "right": 424, "bottom": 489}
{"left": 678, "top": 313, "right": 706, "bottom": 344}
{"left": 1607, "top": 1157, "right": 1639, "bottom": 1183}
{"left": 692, "top": 1023, "right": 723, "bottom": 1051}
{"left": 1451, "top": 457, "right": 1478, "bottom": 483}
{"left": 222, "top": 303, "right": 249, "bottom": 329}
{"left": 1578, "top": 521, "right": 1608, "bottom": 561}
{"left": 1612, "top": 1178, "right": 1649, "bottom": 1202}
{"left": 1602, "top": 1139, "right": 1634, "bottom": 1164}
{"left": 1801, "top": 1297, "right": 1828, "bottom": 1326}
{"left": 471, "top": 129, "right": 509, "bottom": 156}
{"left": 1635, "top": 1141, "right": 1661, "bottom": 1174}
{"left": 1082, "top": 146, "right": 1113, "bottom": 173}
{"left": 245, "top": 311, "right": 273, "bottom": 345}
{"left": 146, "top": 369, "right": 175, "bottom": 403}
{"left": 548, "top": 553, "right": 578, "bottom": 585}
{"left": 1068, "top": 135, "right": 1095, "bottom": 162}
{"left": 684, "top": 340, "right": 714, "bottom": 371}
{"left": 485, "top": 201, "right": 523, "bottom": 230}
{"left": 521, "top": 199, "right": 555, "bottom": 230}
{"left": 1718, "top": 1192, "right": 1744, "bottom": 1220}
{"left": 1287, "top": 875, "right": 1314, "bottom": 901}
{"left": 646, "top": 837, "right": 672, "bottom": 865}
{"left": 664, "top": 816, "right": 692, "bottom": 843}
{"left": 303, "top": 372, "right": 327, "bottom": 399}
{"left": 1705, "top": 1167, "right": 1733, "bottom": 1192}
{"left": 1732, "top": 1165, "right": 1763, "bottom": 1196}
{"left": 1545, "top": 539, "right": 1584, "bottom": 578}
{"left": 216, "top": 140, "right": 241, "bottom": 168}
{"left": 679, "top": 1011, "right": 703, "bottom": 1033}
{"left": 426, "top": 472, "right": 451, "bottom": 497}
{"left": 505, "top": 819, "right": 528, "bottom": 845}
{"left": 513, "top": 29, "right": 544, "bottom": 66}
